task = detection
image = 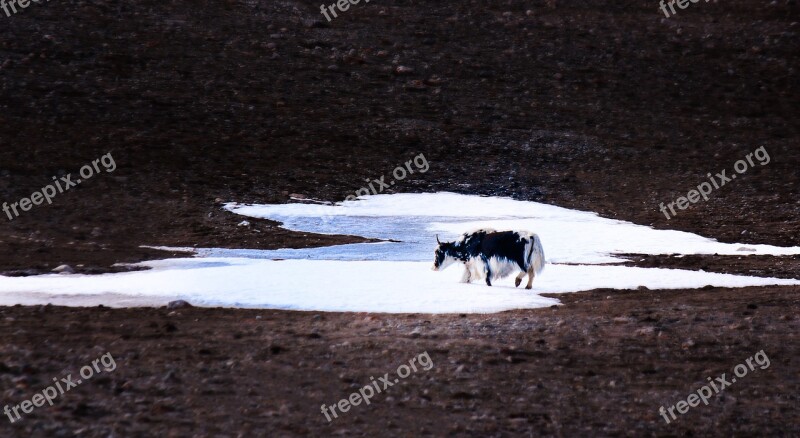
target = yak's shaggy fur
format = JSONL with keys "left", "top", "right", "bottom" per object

{"left": 432, "top": 229, "right": 545, "bottom": 289}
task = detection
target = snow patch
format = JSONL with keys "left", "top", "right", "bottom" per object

{"left": 1, "top": 193, "right": 799, "bottom": 312}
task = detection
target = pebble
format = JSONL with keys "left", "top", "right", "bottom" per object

{"left": 636, "top": 327, "right": 655, "bottom": 336}
{"left": 52, "top": 264, "right": 75, "bottom": 274}
{"left": 167, "top": 300, "right": 193, "bottom": 310}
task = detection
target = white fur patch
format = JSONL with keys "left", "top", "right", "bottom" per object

{"left": 468, "top": 259, "right": 483, "bottom": 279}
{"left": 487, "top": 257, "right": 519, "bottom": 280}
{"left": 521, "top": 232, "right": 546, "bottom": 275}
{"left": 438, "top": 255, "right": 459, "bottom": 271}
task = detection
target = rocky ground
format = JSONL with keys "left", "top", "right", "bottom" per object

{"left": 0, "top": 0, "right": 798, "bottom": 436}
{"left": 0, "top": 287, "right": 798, "bottom": 437}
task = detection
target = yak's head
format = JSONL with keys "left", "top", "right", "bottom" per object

{"left": 432, "top": 235, "right": 458, "bottom": 271}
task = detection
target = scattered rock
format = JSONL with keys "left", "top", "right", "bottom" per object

{"left": 3, "top": 269, "right": 41, "bottom": 277}
{"left": 162, "top": 369, "right": 181, "bottom": 383}
{"left": 52, "top": 264, "right": 75, "bottom": 274}
{"left": 167, "top": 300, "right": 193, "bottom": 310}
{"left": 636, "top": 327, "right": 655, "bottom": 336}
{"left": 424, "top": 76, "right": 443, "bottom": 86}
{"left": 405, "top": 80, "right": 426, "bottom": 91}
{"left": 302, "top": 19, "right": 327, "bottom": 28}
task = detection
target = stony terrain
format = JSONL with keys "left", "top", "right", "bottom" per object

{"left": 0, "top": 0, "right": 798, "bottom": 436}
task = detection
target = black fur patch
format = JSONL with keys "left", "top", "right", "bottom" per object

{"left": 434, "top": 230, "right": 530, "bottom": 271}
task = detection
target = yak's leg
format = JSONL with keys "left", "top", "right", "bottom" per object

{"left": 525, "top": 265, "right": 536, "bottom": 290}
{"left": 460, "top": 262, "right": 472, "bottom": 283}
{"left": 515, "top": 271, "right": 527, "bottom": 288}
{"left": 482, "top": 256, "right": 492, "bottom": 286}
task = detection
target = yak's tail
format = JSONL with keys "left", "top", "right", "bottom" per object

{"left": 524, "top": 233, "right": 545, "bottom": 275}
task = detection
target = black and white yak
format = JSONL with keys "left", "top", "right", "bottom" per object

{"left": 432, "top": 229, "right": 545, "bottom": 289}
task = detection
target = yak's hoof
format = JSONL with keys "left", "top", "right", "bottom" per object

{"left": 515, "top": 278, "right": 522, "bottom": 287}
{"left": 486, "top": 281, "right": 492, "bottom": 286}
{"left": 525, "top": 285, "right": 532, "bottom": 290}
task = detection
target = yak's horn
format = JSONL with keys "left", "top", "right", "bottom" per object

{"left": 436, "top": 234, "right": 441, "bottom": 244}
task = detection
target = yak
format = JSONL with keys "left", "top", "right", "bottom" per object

{"left": 432, "top": 229, "right": 545, "bottom": 289}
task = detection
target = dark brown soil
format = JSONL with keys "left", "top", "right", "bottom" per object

{"left": 0, "top": 286, "right": 798, "bottom": 437}
{"left": 623, "top": 254, "right": 800, "bottom": 280}
{"left": 1, "top": 0, "right": 798, "bottom": 272}
{"left": 1, "top": 0, "right": 798, "bottom": 435}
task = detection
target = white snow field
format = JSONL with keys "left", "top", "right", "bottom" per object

{"left": 1, "top": 192, "right": 799, "bottom": 312}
